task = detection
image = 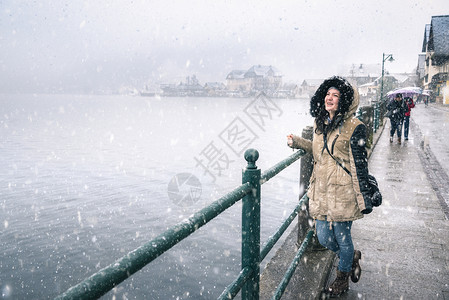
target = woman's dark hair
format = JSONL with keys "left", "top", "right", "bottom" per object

{"left": 310, "top": 76, "right": 354, "bottom": 134}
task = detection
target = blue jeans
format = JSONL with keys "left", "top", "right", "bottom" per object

{"left": 390, "top": 119, "right": 402, "bottom": 138}
{"left": 403, "top": 116, "right": 410, "bottom": 139}
{"left": 316, "top": 219, "right": 354, "bottom": 273}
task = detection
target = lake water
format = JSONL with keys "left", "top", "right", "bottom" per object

{"left": 0, "top": 94, "right": 312, "bottom": 299}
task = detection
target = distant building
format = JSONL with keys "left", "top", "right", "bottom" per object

{"left": 300, "top": 79, "right": 323, "bottom": 97}
{"left": 160, "top": 75, "right": 205, "bottom": 96}
{"left": 244, "top": 65, "right": 282, "bottom": 92}
{"left": 420, "top": 15, "right": 449, "bottom": 104}
{"left": 204, "top": 82, "right": 227, "bottom": 97}
{"left": 226, "top": 70, "right": 250, "bottom": 92}
{"left": 392, "top": 73, "right": 419, "bottom": 88}
{"left": 358, "top": 72, "right": 418, "bottom": 104}
{"left": 358, "top": 81, "right": 377, "bottom": 98}
{"left": 226, "top": 65, "right": 282, "bottom": 95}
{"left": 357, "top": 74, "right": 397, "bottom": 103}
{"left": 273, "top": 82, "right": 300, "bottom": 98}
{"left": 416, "top": 54, "right": 426, "bottom": 80}
{"left": 337, "top": 63, "right": 381, "bottom": 88}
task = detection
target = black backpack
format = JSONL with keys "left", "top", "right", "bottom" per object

{"left": 323, "top": 134, "right": 382, "bottom": 214}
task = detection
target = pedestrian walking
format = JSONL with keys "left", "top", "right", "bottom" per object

{"left": 403, "top": 97, "right": 415, "bottom": 140}
{"left": 387, "top": 93, "right": 407, "bottom": 144}
{"left": 286, "top": 76, "right": 375, "bottom": 297}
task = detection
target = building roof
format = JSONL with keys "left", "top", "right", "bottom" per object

{"left": 301, "top": 79, "right": 323, "bottom": 86}
{"left": 422, "top": 24, "right": 431, "bottom": 52}
{"left": 359, "top": 81, "right": 376, "bottom": 88}
{"left": 391, "top": 73, "right": 411, "bottom": 84}
{"left": 226, "top": 70, "right": 246, "bottom": 79}
{"left": 244, "top": 65, "right": 282, "bottom": 78}
{"left": 427, "top": 15, "right": 449, "bottom": 57}
{"left": 373, "top": 74, "right": 398, "bottom": 85}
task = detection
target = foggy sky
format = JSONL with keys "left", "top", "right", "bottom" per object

{"left": 1, "top": 0, "right": 448, "bottom": 94}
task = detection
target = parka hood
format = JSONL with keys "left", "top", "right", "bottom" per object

{"left": 310, "top": 76, "right": 359, "bottom": 120}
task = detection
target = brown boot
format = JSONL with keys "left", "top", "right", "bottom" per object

{"left": 351, "top": 250, "right": 362, "bottom": 283}
{"left": 398, "top": 137, "right": 401, "bottom": 144}
{"left": 328, "top": 270, "right": 350, "bottom": 297}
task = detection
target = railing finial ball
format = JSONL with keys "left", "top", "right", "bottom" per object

{"left": 244, "top": 148, "right": 259, "bottom": 169}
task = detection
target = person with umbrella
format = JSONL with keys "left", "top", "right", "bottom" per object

{"left": 387, "top": 93, "right": 407, "bottom": 144}
{"left": 403, "top": 96, "right": 415, "bottom": 140}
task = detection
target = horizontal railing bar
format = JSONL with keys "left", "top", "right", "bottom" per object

{"left": 217, "top": 267, "right": 252, "bottom": 300}
{"left": 260, "top": 194, "right": 308, "bottom": 261}
{"left": 56, "top": 183, "right": 252, "bottom": 300}
{"left": 271, "top": 230, "right": 314, "bottom": 300}
{"left": 261, "top": 150, "right": 305, "bottom": 184}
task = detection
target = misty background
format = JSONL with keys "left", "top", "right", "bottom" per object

{"left": 1, "top": 0, "right": 448, "bottom": 94}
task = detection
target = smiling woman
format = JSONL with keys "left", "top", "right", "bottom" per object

{"left": 287, "top": 76, "right": 373, "bottom": 296}
{"left": 325, "top": 87, "right": 341, "bottom": 119}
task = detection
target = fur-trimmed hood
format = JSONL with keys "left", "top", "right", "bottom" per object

{"left": 310, "top": 76, "right": 359, "bottom": 120}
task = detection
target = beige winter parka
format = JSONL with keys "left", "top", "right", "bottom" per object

{"left": 290, "top": 86, "right": 370, "bottom": 222}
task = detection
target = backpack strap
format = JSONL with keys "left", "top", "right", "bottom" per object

{"left": 323, "top": 132, "right": 352, "bottom": 176}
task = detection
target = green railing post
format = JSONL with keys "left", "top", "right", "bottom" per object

{"left": 380, "top": 97, "right": 387, "bottom": 121}
{"left": 242, "top": 149, "right": 261, "bottom": 300}
{"left": 356, "top": 107, "right": 362, "bottom": 121}
{"left": 373, "top": 101, "right": 379, "bottom": 132}
{"left": 298, "top": 126, "right": 315, "bottom": 245}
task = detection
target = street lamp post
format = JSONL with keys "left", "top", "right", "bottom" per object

{"left": 373, "top": 53, "right": 394, "bottom": 132}
{"left": 380, "top": 53, "right": 394, "bottom": 101}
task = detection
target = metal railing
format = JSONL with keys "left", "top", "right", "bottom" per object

{"left": 357, "top": 100, "right": 386, "bottom": 148}
{"left": 56, "top": 100, "right": 385, "bottom": 300}
{"left": 56, "top": 148, "right": 310, "bottom": 300}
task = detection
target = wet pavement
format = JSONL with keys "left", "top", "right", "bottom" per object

{"left": 330, "top": 102, "right": 449, "bottom": 299}
{"left": 411, "top": 103, "right": 449, "bottom": 179}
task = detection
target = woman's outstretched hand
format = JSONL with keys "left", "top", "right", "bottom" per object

{"left": 287, "top": 134, "right": 293, "bottom": 148}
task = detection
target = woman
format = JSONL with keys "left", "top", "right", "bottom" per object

{"left": 287, "top": 76, "right": 372, "bottom": 296}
